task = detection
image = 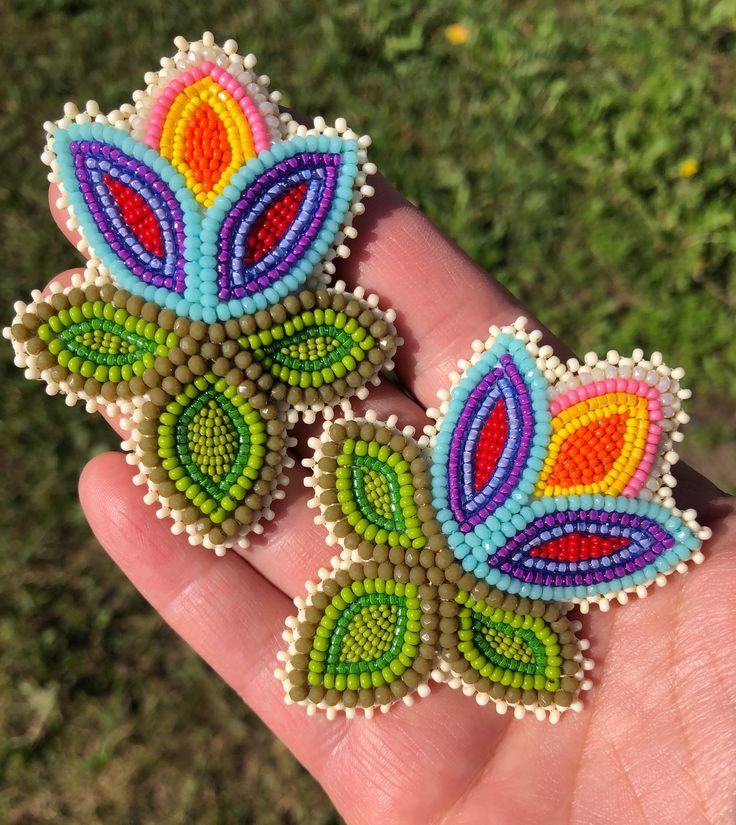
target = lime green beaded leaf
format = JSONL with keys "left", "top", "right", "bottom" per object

{"left": 237, "top": 286, "right": 398, "bottom": 419}
{"left": 306, "top": 416, "right": 437, "bottom": 552}
{"left": 129, "top": 372, "right": 289, "bottom": 553}
{"left": 433, "top": 579, "right": 592, "bottom": 722}
{"left": 278, "top": 562, "right": 437, "bottom": 716}
{"left": 7, "top": 279, "right": 184, "bottom": 413}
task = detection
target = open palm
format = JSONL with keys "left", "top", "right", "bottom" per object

{"left": 48, "top": 177, "right": 736, "bottom": 825}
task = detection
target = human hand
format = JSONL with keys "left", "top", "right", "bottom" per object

{"left": 46, "top": 176, "right": 736, "bottom": 825}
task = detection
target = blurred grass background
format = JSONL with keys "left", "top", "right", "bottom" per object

{"left": 1, "top": 1, "right": 736, "bottom": 822}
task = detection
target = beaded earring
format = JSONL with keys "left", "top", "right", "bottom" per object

{"left": 5, "top": 34, "right": 710, "bottom": 721}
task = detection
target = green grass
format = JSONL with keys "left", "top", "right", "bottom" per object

{"left": 1, "top": 1, "right": 735, "bottom": 822}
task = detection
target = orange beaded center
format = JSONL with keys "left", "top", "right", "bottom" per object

{"left": 535, "top": 391, "right": 652, "bottom": 497}
{"left": 545, "top": 412, "right": 627, "bottom": 489}
{"left": 182, "top": 102, "right": 233, "bottom": 194}
{"left": 104, "top": 174, "right": 164, "bottom": 257}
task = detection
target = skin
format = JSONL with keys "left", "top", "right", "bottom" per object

{"left": 47, "top": 177, "right": 736, "bottom": 825}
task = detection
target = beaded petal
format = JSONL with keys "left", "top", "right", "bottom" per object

{"left": 432, "top": 580, "right": 592, "bottom": 722}
{"left": 279, "top": 561, "right": 436, "bottom": 717}
{"left": 143, "top": 61, "right": 275, "bottom": 207}
{"left": 305, "top": 415, "right": 437, "bottom": 553}
{"left": 126, "top": 371, "right": 291, "bottom": 553}
{"left": 237, "top": 283, "right": 399, "bottom": 421}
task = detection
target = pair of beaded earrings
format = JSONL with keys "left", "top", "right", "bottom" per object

{"left": 6, "top": 34, "right": 710, "bottom": 723}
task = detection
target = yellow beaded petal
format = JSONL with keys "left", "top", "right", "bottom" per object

{"left": 158, "top": 76, "right": 257, "bottom": 207}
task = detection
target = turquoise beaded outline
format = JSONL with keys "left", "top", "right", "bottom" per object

{"left": 51, "top": 124, "right": 364, "bottom": 323}
{"left": 430, "top": 332, "right": 552, "bottom": 557}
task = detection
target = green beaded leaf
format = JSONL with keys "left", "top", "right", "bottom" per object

{"left": 9, "top": 282, "right": 183, "bottom": 411}
{"left": 238, "top": 289, "right": 397, "bottom": 413}
{"left": 280, "top": 565, "right": 437, "bottom": 713}
{"left": 37, "top": 299, "right": 176, "bottom": 384}
{"left": 312, "top": 583, "right": 419, "bottom": 685}
{"left": 133, "top": 372, "right": 288, "bottom": 551}
{"left": 309, "top": 417, "right": 434, "bottom": 550}
{"left": 437, "top": 584, "right": 589, "bottom": 717}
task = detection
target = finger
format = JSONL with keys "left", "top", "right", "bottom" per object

{"left": 338, "top": 177, "right": 563, "bottom": 407}
{"left": 49, "top": 184, "right": 89, "bottom": 257}
{"left": 78, "top": 451, "right": 362, "bottom": 781}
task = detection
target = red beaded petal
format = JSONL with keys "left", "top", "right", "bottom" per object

{"left": 104, "top": 174, "right": 164, "bottom": 257}
{"left": 245, "top": 181, "right": 308, "bottom": 265}
{"left": 473, "top": 398, "right": 508, "bottom": 491}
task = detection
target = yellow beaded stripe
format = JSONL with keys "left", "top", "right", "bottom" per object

{"left": 534, "top": 392, "right": 650, "bottom": 497}
{"left": 158, "top": 76, "right": 257, "bottom": 207}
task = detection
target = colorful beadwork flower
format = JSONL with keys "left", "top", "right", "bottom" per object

{"left": 6, "top": 34, "right": 385, "bottom": 552}
{"left": 426, "top": 319, "right": 709, "bottom": 610}
{"left": 5, "top": 33, "right": 711, "bottom": 724}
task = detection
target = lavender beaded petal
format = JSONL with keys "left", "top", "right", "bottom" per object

{"left": 69, "top": 139, "right": 188, "bottom": 293}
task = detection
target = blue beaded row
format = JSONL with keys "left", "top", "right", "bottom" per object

{"left": 455, "top": 493, "right": 701, "bottom": 601}
{"left": 430, "top": 334, "right": 551, "bottom": 559}
{"left": 52, "top": 124, "right": 361, "bottom": 323}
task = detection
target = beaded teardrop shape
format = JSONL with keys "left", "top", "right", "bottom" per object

{"left": 435, "top": 581, "right": 588, "bottom": 716}
{"left": 280, "top": 563, "right": 436, "bottom": 713}
{"left": 310, "top": 418, "right": 431, "bottom": 550}
{"left": 8, "top": 282, "right": 183, "bottom": 411}
{"left": 482, "top": 496, "right": 701, "bottom": 602}
{"left": 206, "top": 136, "right": 361, "bottom": 305}
{"left": 52, "top": 124, "right": 194, "bottom": 295}
{"left": 146, "top": 61, "right": 272, "bottom": 207}
{"left": 431, "top": 333, "right": 551, "bottom": 537}
{"left": 535, "top": 378, "right": 665, "bottom": 497}
{"left": 132, "top": 372, "right": 288, "bottom": 549}
{"left": 238, "top": 288, "right": 397, "bottom": 413}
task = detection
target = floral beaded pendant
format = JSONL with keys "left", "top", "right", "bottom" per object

{"left": 6, "top": 34, "right": 383, "bottom": 554}
{"left": 6, "top": 34, "right": 711, "bottom": 721}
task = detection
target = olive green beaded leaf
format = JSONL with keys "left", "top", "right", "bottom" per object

{"left": 126, "top": 371, "right": 291, "bottom": 554}
{"left": 277, "top": 560, "right": 437, "bottom": 717}
{"left": 305, "top": 414, "right": 442, "bottom": 555}
{"left": 432, "top": 578, "right": 593, "bottom": 723}
{"left": 6, "top": 276, "right": 187, "bottom": 414}
{"left": 237, "top": 284, "right": 399, "bottom": 422}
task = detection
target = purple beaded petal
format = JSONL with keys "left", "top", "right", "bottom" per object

{"left": 64, "top": 138, "right": 189, "bottom": 294}
{"left": 215, "top": 152, "right": 341, "bottom": 301}
{"left": 432, "top": 336, "right": 550, "bottom": 538}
